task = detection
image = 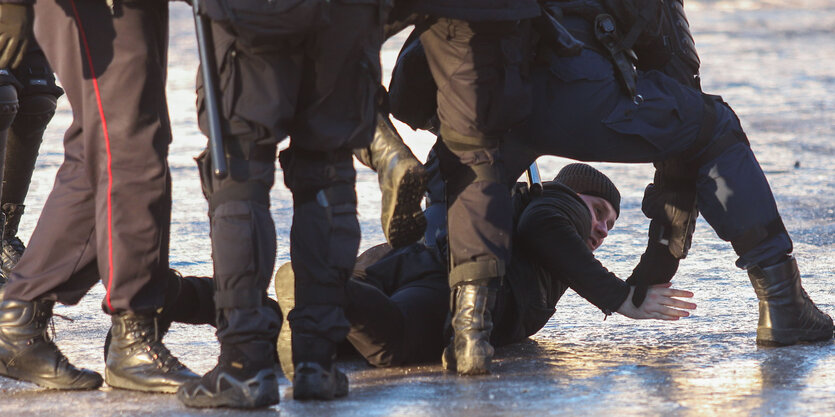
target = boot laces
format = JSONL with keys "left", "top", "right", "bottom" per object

{"left": 127, "top": 317, "right": 183, "bottom": 372}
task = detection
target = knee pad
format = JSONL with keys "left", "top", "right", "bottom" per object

{"left": 278, "top": 146, "right": 356, "bottom": 203}
{"left": 12, "top": 93, "right": 56, "bottom": 137}
{"left": 0, "top": 84, "right": 19, "bottom": 131}
{"left": 435, "top": 140, "right": 507, "bottom": 199}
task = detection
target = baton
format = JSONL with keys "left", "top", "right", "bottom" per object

{"left": 192, "top": 0, "right": 227, "bottom": 179}
{"left": 526, "top": 160, "right": 542, "bottom": 195}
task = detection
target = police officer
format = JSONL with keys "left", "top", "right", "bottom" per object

{"left": 399, "top": 0, "right": 541, "bottom": 376}
{"left": 0, "top": 0, "right": 197, "bottom": 393}
{"left": 176, "top": 0, "right": 387, "bottom": 407}
{"left": 389, "top": 1, "right": 833, "bottom": 347}
{"left": 0, "top": 41, "right": 62, "bottom": 286}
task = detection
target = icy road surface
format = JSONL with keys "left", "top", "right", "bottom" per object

{"left": 2, "top": 0, "right": 835, "bottom": 415}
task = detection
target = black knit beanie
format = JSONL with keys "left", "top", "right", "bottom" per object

{"left": 553, "top": 163, "right": 621, "bottom": 218}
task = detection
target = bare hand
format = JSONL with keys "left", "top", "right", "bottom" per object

{"left": 617, "top": 283, "right": 696, "bottom": 321}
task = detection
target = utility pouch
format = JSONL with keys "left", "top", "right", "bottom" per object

{"left": 197, "top": 0, "right": 331, "bottom": 44}
{"left": 593, "top": 14, "right": 638, "bottom": 99}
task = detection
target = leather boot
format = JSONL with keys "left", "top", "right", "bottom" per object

{"left": 178, "top": 341, "right": 279, "bottom": 409}
{"left": 0, "top": 203, "right": 25, "bottom": 277}
{"left": 442, "top": 283, "right": 496, "bottom": 375}
{"left": 748, "top": 256, "right": 834, "bottom": 346}
{"left": 0, "top": 291, "right": 102, "bottom": 389}
{"left": 104, "top": 269, "right": 217, "bottom": 361}
{"left": 105, "top": 312, "right": 198, "bottom": 393}
{"left": 292, "top": 333, "right": 348, "bottom": 401}
{"left": 274, "top": 263, "right": 348, "bottom": 400}
{"left": 355, "top": 113, "right": 427, "bottom": 248}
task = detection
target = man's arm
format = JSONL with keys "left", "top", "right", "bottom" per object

{"left": 516, "top": 194, "right": 631, "bottom": 314}
{"left": 517, "top": 189, "right": 695, "bottom": 319}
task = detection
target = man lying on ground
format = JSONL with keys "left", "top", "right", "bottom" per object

{"left": 274, "top": 163, "right": 696, "bottom": 374}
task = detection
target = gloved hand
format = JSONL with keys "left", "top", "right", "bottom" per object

{"left": 0, "top": 3, "right": 33, "bottom": 69}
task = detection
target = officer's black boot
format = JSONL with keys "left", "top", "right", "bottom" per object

{"left": 178, "top": 340, "right": 279, "bottom": 409}
{"left": 291, "top": 333, "right": 348, "bottom": 400}
{"left": 748, "top": 256, "right": 834, "bottom": 346}
{"left": 1, "top": 203, "right": 26, "bottom": 276}
{"left": 105, "top": 312, "right": 199, "bottom": 393}
{"left": 274, "top": 262, "right": 348, "bottom": 400}
{"left": 355, "top": 113, "right": 427, "bottom": 248}
{"left": 0, "top": 290, "right": 103, "bottom": 389}
{"left": 442, "top": 282, "right": 496, "bottom": 375}
{"left": 103, "top": 270, "right": 218, "bottom": 361}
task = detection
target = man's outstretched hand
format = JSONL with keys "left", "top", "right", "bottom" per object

{"left": 618, "top": 283, "right": 696, "bottom": 320}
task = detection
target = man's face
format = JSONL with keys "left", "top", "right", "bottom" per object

{"left": 579, "top": 194, "right": 617, "bottom": 251}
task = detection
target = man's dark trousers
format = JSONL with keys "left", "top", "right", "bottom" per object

{"left": 4, "top": 0, "right": 172, "bottom": 313}
{"left": 196, "top": 2, "right": 383, "bottom": 349}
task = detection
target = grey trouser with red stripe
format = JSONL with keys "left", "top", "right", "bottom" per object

{"left": 3, "top": 0, "right": 172, "bottom": 314}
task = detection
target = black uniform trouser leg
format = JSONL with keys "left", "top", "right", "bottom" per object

{"left": 4, "top": 0, "right": 171, "bottom": 313}
{"left": 197, "top": 153, "right": 279, "bottom": 344}
{"left": 3, "top": 43, "right": 61, "bottom": 207}
{"left": 197, "top": 3, "right": 382, "bottom": 348}
{"left": 510, "top": 50, "right": 791, "bottom": 268}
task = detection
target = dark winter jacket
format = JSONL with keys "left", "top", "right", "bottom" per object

{"left": 409, "top": 0, "right": 540, "bottom": 21}
{"left": 492, "top": 181, "right": 631, "bottom": 345}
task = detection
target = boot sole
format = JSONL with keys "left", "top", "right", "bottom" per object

{"left": 178, "top": 369, "right": 279, "bottom": 409}
{"left": 0, "top": 363, "right": 102, "bottom": 390}
{"left": 274, "top": 263, "right": 296, "bottom": 382}
{"left": 385, "top": 165, "right": 428, "bottom": 249}
{"left": 757, "top": 326, "right": 834, "bottom": 347}
{"left": 292, "top": 362, "right": 348, "bottom": 400}
{"left": 105, "top": 367, "right": 192, "bottom": 394}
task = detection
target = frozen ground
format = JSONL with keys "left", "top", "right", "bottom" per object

{"left": 2, "top": 0, "right": 835, "bottom": 415}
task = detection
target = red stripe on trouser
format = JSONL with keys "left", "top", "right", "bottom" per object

{"left": 67, "top": 0, "right": 116, "bottom": 312}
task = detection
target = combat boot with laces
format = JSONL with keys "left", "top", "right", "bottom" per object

{"left": 105, "top": 312, "right": 198, "bottom": 392}
{"left": 0, "top": 289, "right": 102, "bottom": 389}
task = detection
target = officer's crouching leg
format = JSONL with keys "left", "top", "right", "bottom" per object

{"left": 686, "top": 97, "right": 832, "bottom": 345}
{"left": 278, "top": 147, "right": 355, "bottom": 399}
{"left": 435, "top": 140, "right": 510, "bottom": 376}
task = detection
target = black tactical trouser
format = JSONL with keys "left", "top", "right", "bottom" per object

{"left": 419, "top": 18, "right": 531, "bottom": 287}
{"left": 0, "top": 41, "right": 63, "bottom": 208}
{"left": 198, "top": 3, "right": 383, "bottom": 345}
{"left": 4, "top": 0, "right": 172, "bottom": 313}
{"left": 499, "top": 46, "right": 790, "bottom": 268}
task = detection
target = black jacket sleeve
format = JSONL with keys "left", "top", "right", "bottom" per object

{"left": 515, "top": 185, "right": 630, "bottom": 314}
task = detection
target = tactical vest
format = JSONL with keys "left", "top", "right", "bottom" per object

{"left": 540, "top": 0, "right": 702, "bottom": 95}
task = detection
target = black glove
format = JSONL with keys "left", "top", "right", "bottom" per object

{"left": 0, "top": 3, "right": 32, "bottom": 69}
{"left": 625, "top": 239, "right": 681, "bottom": 307}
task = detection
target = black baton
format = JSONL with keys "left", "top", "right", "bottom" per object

{"left": 192, "top": 0, "right": 227, "bottom": 179}
{"left": 526, "top": 160, "right": 542, "bottom": 195}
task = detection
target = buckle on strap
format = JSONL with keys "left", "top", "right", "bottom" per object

{"left": 449, "top": 258, "right": 506, "bottom": 287}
